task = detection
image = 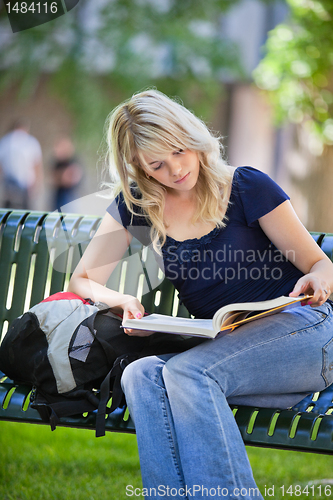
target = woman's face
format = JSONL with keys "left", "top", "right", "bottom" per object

{"left": 142, "top": 149, "right": 200, "bottom": 195}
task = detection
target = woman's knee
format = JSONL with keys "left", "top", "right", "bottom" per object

{"left": 121, "top": 354, "right": 172, "bottom": 395}
{"left": 163, "top": 350, "right": 209, "bottom": 386}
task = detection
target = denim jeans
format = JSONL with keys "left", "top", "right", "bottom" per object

{"left": 121, "top": 302, "right": 333, "bottom": 499}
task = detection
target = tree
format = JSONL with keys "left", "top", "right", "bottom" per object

{"left": 254, "top": 0, "right": 333, "bottom": 153}
{"left": 0, "top": 0, "right": 245, "bottom": 146}
{"left": 254, "top": 0, "right": 333, "bottom": 232}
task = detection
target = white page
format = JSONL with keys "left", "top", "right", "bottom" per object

{"left": 123, "top": 313, "right": 214, "bottom": 336}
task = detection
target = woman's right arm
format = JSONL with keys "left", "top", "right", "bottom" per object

{"left": 67, "top": 211, "right": 145, "bottom": 320}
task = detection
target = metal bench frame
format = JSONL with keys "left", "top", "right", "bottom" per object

{"left": 1, "top": 209, "right": 333, "bottom": 454}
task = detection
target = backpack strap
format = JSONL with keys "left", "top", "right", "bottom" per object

{"left": 96, "top": 369, "right": 112, "bottom": 437}
{"left": 95, "top": 353, "right": 140, "bottom": 437}
{"left": 31, "top": 390, "right": 101, "bottom": 431}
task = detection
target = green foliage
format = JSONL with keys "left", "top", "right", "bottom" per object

{"left": 253, "top": 0, "right": 333, "bottom": 148}
{"left": 0, "top": 0, "right": 244, "bottom": 145}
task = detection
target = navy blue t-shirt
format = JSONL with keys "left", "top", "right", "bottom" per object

{"left": 107, "top": 167, "right": 304, "bottom": 318}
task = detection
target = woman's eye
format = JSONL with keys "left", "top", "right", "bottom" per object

{"left": 153, "top": 163, "right": 163, "bottom": 171}
{"left": 175, "top": 149, "right": 184, "bottom": 154}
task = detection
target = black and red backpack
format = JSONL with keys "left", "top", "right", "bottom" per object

{"left": 0, "top": 292, "right": 149, "bottom": 437}
{"left": 0, "top": 292, "right": 201, "bottom": 437}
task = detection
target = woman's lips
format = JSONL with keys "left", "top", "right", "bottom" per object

{"left": 175, "top": 172, "right": 190, "bottom": 183}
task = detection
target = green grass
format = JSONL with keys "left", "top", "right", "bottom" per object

{"left": 248, "top": 448, "right": 333, "bottom": 499}
{"left": 0, "top": 422, "right": 142, "bottom": 500}
{"left": 1, "top": 421, "right": 333, "bottom": 499}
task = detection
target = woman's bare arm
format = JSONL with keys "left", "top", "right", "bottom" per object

{"left": 259, "top": 200, "right": 333, "bottom": 307}
{"left": 67, "top": 212, "right": 144, "bottom": 318}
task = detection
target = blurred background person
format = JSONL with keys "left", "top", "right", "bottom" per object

{"left": 51, "top": 136, "right": 83, "bottom": 212}
{"left": 0, "top": 118, "right": 44, "bottom": 209}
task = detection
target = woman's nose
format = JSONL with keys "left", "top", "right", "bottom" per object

{"left": 170, "top": 159, "right": 182, "bottom": 176}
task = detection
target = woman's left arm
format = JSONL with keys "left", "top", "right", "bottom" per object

{"left": 259, "top": 200, "right": 333, "bottom": 307}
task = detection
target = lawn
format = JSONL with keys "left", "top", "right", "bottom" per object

{"left": 1, "top": 421, "right": 333, "bottom": 499}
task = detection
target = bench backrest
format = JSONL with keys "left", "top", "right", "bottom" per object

{"left": 0, "top": 209, "right": 191, "bottom": 340}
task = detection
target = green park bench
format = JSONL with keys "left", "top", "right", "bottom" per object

{"left": 1, "top": 208, "right": 333, "bottom": 454}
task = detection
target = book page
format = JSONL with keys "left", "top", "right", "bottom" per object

{"left": 219, "top": 300, "right": 310, "bottom": 332}
{"left": 213, "top": 295, "right": 312, "bottom": 332}
{"left": 222, "top": 311, "right": 248, "bottom": 326}
{"left": 123, "top": 313, "right": 214, "bottom": 336}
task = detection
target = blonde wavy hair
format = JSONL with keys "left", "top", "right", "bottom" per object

{"left": 105, "top": 89, "right": 233, "bottom": 250}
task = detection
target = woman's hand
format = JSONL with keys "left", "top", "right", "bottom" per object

{"left": 289, "top": 273, "right": 331, "bottom": 307}
{"left": 122, "top": 296, "right": 155, "bottom": 337}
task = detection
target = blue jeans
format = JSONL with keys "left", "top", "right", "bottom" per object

{"left": 121, "top": 302, "right": 333, "bottom": 499}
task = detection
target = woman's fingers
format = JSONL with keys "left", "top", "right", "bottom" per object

{"left": 121, "top": 297, "right": 154, "bottom": 336}
{"left": 124, "top": 328, "right": 154, "bottom": 337}
{"left": 289, "top": 275, "right": 330, "bottom": 307}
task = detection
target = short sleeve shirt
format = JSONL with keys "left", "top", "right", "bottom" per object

{"left": 0, "top": 130, "right": 42, "bottom": 188}
{"left": 107, "top": 167, "right": 304, "bottom": 318}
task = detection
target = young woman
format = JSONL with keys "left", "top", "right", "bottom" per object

{"left": 68, "top": 89, "right": 333, "bottom": 499}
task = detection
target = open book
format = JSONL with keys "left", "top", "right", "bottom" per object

{"left": 122, "top": 295, "right": 312, "bottom": 338}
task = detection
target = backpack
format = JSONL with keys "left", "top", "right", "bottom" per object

{"left": 0, "top": 292, "right": 203, "bottom": 437}
{"left": 0, "top": 292, "right": 150, "bottom": 437}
